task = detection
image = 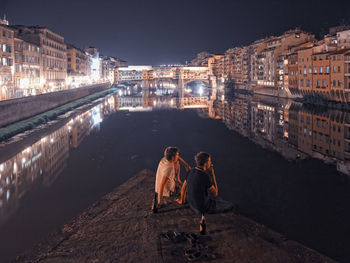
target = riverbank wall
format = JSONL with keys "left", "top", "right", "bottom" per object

{"left": 0, "top": 83, "right": 110, "bottom": 128}
{"left": 14, "top": 169, "right": 335, "bottom": 263}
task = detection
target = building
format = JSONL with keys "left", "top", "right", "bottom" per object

{"left": 297, "top": 47, "right": 314, "bottom": 95}
{"left": 11, "top": 25, "right": 67, "bottom": 92}
{"left": 330, "top": 49, "right": 350, "bottom": 102}
{"left": 13, "top": 37, "right": 41, "bottom": 97}
{"left": 311, "top": 51, "right": 331, "bottom": 96}
{"left": 85, "top": 47, "right": 101, "bottom": 83}
{"left": 66, "top": 44, "right": 89, "bottom": 87}
{"left": 0, "top": 23, "right": 14, "bottom": 100}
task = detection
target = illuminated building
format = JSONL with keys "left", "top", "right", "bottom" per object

{"left": 85, "top": 47, "right": 101, "bottom": 83}
{"left": 330, "top": 49, "right": 350, "bottom": 102}
{"left": 0, "top": 23, "right": 14, "bottom": 100}
{"left": 10, "top": 25, "right": 67, "bottom": 92}
{"left": 311, "top": 51, "right": 331, "bottom": 97}
{"left": 297, "top": 47, "right": 314, "bottom": 95}
{"left": 66, "top": 44, "right": 89, "bottom": 88}
{"left": 13, "top": 37, "right": 41, "bottom": 97}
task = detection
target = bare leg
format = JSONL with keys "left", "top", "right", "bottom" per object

{"left": 200, "top": 214, "right": 206, "bottom": 235}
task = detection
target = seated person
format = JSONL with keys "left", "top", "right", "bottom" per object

{"left": 177, "top": 152, "right": 233, "bottom": 234}
{"left": 152, "top": 146, "right": 190, "bottom": 212}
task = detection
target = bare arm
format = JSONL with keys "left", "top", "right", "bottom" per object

{"left": 175, "top": 161, "right": 181, "bottom": 184}
{"left": 208, "top": 165, "right": 218, "bottom": 196}
{"left": 176, "top": 180, "right": 187, "bottom": 204}
{"left": 158, "top": 175, "right": 169, "bottom": 205}
{"left": 178, "top": 156, "right": 191, "bottom": 171}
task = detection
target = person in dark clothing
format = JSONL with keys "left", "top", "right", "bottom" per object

{"left": 177, "top": 152, "right": 233, "bottom": 234}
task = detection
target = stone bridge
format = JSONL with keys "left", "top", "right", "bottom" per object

{"left": 115, "top": 66, "right": 217, "bottom": 89}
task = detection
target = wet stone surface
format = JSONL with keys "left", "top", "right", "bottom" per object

{"left": 14, "top": 170, "right": 335, "bottom": 263}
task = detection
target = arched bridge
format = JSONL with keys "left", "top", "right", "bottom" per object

{"left": 115, "top": 66, "right": 217, "bottom": 88}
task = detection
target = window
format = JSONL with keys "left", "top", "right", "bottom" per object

{"left": 317, "top": 118, "right": 320, "bottom": 127}
{"left": 319, "top": 56, "right": 323, "bottom": 60}
{"left": 301, "top": 115, "right": 304, "bottom": 123}
{"left": 322, "top": 79, "right": 326, "bottom": 88}
{"left": 320, "top": 66, "right": 323, "bottom": 73}
{"left": 2, "top": 44, "right": 6, "bottom": 52}
{"left": 306, "top": 79, "right": 311, "bottom": 87}
{"left": 306, "top": 116, "right": 311, "bottom": 124}
{"left": 314, "top": 67, "right": 317, "bottom": 74}
{"left": 333, "top": 66, "right": 337, "bottom": 72}
{"left": 338, "top": 66, "right": 341, "bottom": 72}
{"left": 303, "top": 66, "right": 307, "bottom": 75}
{"left": 326, "top": 66, "right": 330, "bottom": 73}
{"left": 322, "top": 120, "right": 327, "bottom": 128}
{"left": 333, "top": 80, "right": 336, "bottom": 87}
{"left": 338, "top": 80, "right": 341, "bottom": 87}
{"left": 300, "top": 79, "right": 304, "bottom": 87}
{"left": 309, "top": 66, "right": 312, "bottom": 74}
{"left": 317, "top": 80, "right": 321, "bottom": 87}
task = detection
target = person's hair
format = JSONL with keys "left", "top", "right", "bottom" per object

{"left": 164, "top": 147, "right": 179, "bottom": 161}
{"left": 195, "top": 152, "right": 210, "bottom": 167}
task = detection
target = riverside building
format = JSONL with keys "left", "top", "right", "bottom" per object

{"left": 0, "top": 18, "right": 14, "bottom": 100}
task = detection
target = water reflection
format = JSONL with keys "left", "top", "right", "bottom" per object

{"left": 0, "top": 95, "right": 117, "bottom": 223}
{"left": 1, "top": 86, "right": 350, "bottom": 225}
{"left": 117, "top": 85, "right": 350, "bottom": 176}
{"left": 206, "top": 92, "right": 350, "bottom": 176}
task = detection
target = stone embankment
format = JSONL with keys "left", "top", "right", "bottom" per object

{"left": 14, "top": 170, "right": 336, "bottom": 263}
{"left": 0, "top": 83, "right": 110, "bottom": 128}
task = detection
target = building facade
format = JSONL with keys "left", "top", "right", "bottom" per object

{"left": 0, "top": 24, "right": 14, "bottom": 100}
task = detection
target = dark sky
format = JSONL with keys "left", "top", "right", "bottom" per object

{"left": 2, "top": 0, "right": 350, "bottom": 65}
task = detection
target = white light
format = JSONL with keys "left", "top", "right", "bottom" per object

{"left": 50, "top": 138, "right": 54, "bottom": 143}
{"left": 13, "top": 162, "right": 17, "bottom": 173}
{"left": 0, "top": 164, "right": 3, "bottom": 172}
{"left": 92, "top": 107, "right": 102, "bottom": 126}
{"left": 20, "top": 78, "right": 29, "bottom": 89}
{"left": 199, "top": 87, "right": 203, "bottom": 96}
{"left": 221, "top": 95, "right": 225, "bottom": 100}
{"left": 22, "top": 158, "right": 26, "bottom": 164}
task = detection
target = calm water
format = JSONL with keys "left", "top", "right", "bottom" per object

{"left": 0, "top": 89, "right": 349, "bottom": 262}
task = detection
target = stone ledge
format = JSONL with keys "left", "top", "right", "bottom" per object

{"left": 14, "top": 169, "right": 336, "bottom": 263}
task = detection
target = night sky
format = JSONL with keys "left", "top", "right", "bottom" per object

{"left": 2, "top": 0, "right": 350, "bottom": 65}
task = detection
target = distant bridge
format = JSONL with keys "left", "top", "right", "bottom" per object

{"left": 115, "top": 66, "right": 217, "bottom": 89}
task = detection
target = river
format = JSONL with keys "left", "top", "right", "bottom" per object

{"left": 0, "top": 87, "right": 349, "bottom": 262}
